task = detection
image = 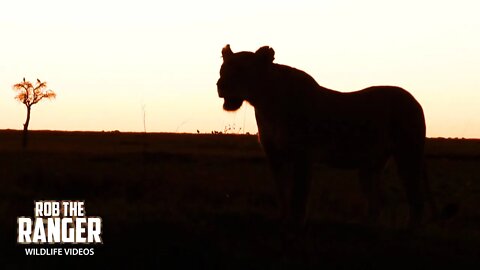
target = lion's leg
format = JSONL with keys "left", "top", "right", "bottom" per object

{"left": 267, "top": 152, "right": 312, "bottom": 227}
{"left": 397, "top": 157, "right": 425, "bottom": 228}
{"left": 290, "top": 156, "right": 313, "bottom": 226}
{"left": 422, "top": 162, "right": 439, "bottom": 220}
{"left": 358, "top": 168, "right": 383, "bottom": 224}
{"left": 399, "top": 165, "right": 425, "bottom": 227}
{"left": 269, "top": 157, "right": 294, "bottom": 222}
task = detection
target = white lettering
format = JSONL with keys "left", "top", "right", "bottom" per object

{"left": 32, "top": 218, "right": 46, "bottom": 243}
{"left": 17, "top": 218, "right": 32, "bottom": 243}
{"left": 61, "top": 218, "right": 74, "bottom": 243}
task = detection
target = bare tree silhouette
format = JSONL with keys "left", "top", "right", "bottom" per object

{"left": 13, "top": 78, "right": 56, "bottom": 148}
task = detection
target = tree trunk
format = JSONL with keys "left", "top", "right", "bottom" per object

{"left": 22, "top": 106, "right": 31, "bottom": 148}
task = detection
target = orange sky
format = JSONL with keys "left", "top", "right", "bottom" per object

{"left": 1, "top": 0, "right": 479, "bottom": 138}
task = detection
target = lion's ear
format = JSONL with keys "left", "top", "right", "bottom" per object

{"left": 222, "top": 44, "right": 233, "bottom": 60}
{"left": 255, "top": 46, "right": 275, "bottom": 63}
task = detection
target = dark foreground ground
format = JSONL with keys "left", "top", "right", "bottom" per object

{"left": 1, "top": 130, "right": 480, "bottom": 269}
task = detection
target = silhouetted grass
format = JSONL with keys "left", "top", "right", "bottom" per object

{"left": 1, "top": 130, "right": 479, "bottom": 269}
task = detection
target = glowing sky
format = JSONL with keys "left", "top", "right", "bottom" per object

{"left": 1, "top": 0, "right": 479, "bottom": 137}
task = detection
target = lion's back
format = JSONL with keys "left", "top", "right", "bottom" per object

{"left": 256, "top": 84, "right": 426, "bottom": 168}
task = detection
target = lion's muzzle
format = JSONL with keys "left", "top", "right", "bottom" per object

{"left": 222, "top": 98, "right": 243, "bottom": 111}
{"left": 217, "top": 78, "right": 244, "bottom": 111}
{"left": 217, "top": 79, "right": 225, "bottom": 98}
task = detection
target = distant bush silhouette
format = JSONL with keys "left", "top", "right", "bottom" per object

{"left": 13, "top": 78, "right": 56, "bottom": 148}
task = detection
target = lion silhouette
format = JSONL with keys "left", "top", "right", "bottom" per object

{"left": 217, "top": 44, "right": 435, "bottom": 227}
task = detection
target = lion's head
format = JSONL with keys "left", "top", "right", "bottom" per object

{"left": 217, "top": 44, "right": 275, "bottom": 111}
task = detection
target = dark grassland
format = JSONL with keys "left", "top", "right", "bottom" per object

{"left": 1, "top": 130, "right": 480, "bottom": 269}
